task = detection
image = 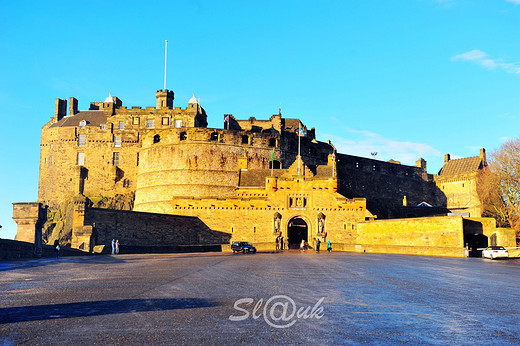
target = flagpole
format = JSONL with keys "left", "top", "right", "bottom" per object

{"left": 271, "top": 149, "right": 274, "bottom": 177}
{"left": 164, "top": 40, "right": 168, "bottom": 90}
{"left": 298, "top": 128, "right": 301, "bottom": 176}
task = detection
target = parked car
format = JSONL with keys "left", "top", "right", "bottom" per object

{"left": 482, "top": 246, "right": 509, "bottom": 260}
{"left": 231, "top": 242, "right": 257, "bottom": 254}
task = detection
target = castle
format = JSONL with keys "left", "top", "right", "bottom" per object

{"left": 12, "top": 89, "right": 516, "bottom": 256}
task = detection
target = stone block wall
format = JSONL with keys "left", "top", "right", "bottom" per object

{"left": 81, "top": 208, "right": 231, "bottom": 249}
{"left": 356, "top": 216, "right": 465, "bottom": 257}
{"left": 335, "top": 153, "right": 441, "bottom": 218}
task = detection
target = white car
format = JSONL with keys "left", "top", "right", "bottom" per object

{"left": 482, "top": 246, "right": 509, "bottom": 260}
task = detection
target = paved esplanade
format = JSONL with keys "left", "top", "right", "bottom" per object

{"left": 1, "top": 252, "right": 519, "bottom": 344}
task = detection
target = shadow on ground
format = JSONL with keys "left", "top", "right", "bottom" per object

{"left": 0, "top": 298, "right": 219, "bottom": 324}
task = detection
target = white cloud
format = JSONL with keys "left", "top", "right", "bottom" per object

{"left": 505, "top": 0, "right": 520, "bottom": 4}
{"left": 321, "top": 128, "right": 442, "bottom": 167}
{"left": 451, "top": 49, "right": 520, "bottom": 75}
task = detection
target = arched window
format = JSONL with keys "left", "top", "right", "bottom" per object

{"left": 268, "top": 138, "right": 276, "bottom": 147}
{"left": 153, "top": 134, "right": 160, "bottom": 143}
{"left": 180, "top": 132, "right": 187, "bottom": 141}
{"left": 210, "top": 132, "right": 219, "bottom": 141}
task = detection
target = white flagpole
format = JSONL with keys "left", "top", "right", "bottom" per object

{"left": 271, "top": 149, "right": 274, "bottom": 177}
{"left": 298, "top": 126, "right": 301, "bottom": 176}
{"left": 333, "top": 151, "right": 336, "bottom": 177}
{"left": 164, "top": 40, "right": 168, "bottom": 90}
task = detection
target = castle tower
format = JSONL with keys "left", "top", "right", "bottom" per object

{"left": 156, "top": 89, "right": 174, "bottom": 109}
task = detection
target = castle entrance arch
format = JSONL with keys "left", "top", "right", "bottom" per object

{"left": 288, "top": 217, "right": 308, "bottom": 249}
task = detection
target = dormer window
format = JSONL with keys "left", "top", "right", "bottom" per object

{"left": 79, "top": 120, "right": 86, "bottom": 129}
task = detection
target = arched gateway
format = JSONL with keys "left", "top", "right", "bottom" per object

{"left": 288, "top": 217, "right": 308, "bottom": 249}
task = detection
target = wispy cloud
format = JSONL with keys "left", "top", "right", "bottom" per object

{"left": 505, "top": 0, "right": 520, "bottom": 4}
{"left": 451, "top": 49, "right": 520, "bottom": 75}
{"left": 322, "top": 127, "right": 442, "bottom": 166}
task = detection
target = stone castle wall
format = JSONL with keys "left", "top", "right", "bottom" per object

{"left": 335, "top": 153, "right": 442, "bottom": 218}
{"left": 78, "top": 208, "right": 231, "bottom": 250}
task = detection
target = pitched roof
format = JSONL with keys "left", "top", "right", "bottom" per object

{"left": 438, "top": 156, "right": 483, "bottom": 177}
{"left": 239, "top": 169, "right": 277, "bottom": 187}
{"left": 49, "top": 110, "right": 107, "bottom": 128}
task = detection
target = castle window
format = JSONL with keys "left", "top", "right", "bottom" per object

{"left": 210, "top": 132, "right": 219, "bottom": 141}
{"left": 119, "top": 121, "right": 124, "bottom": 130}
{"left": 114, "top": 136, "right": 121, "bottom": 148}
{"left": 355, "top": 162, "right": 359, "bottom": 168}
{"left": 100, "top": 124, "right": 106, "bottom": 130}
{"left": 153, "top": 134, "right": 161, "bottom": 143}
{"left": 123, "top": 179, "right": 130, "bottom": 188}
{"left": 49, "top": 156, "right": 53, "bottom": 166}
{"left": 78, "top": 134, "right": 86, "bottom": 147}
{"left": 180, "top": 132, "right": 187, "bottom": 141}
{"left": 268, "top": 138, "right": 276, "bottom": 147}
{"left": 146, "top": 119, "right": 154, "bottom": 129}
{"left": 162, "top": 117, "right": 169, "bottom": 126}
{"left": 242, "top": 135, "right": 249, "bottom": 144}
{"left": 372, "top": 164, "right": 377, "bottom": 171}
{"left": 174, "top": 119, "right": 183, "bottom": 128}
{"left": 136, "top": 153, "right": 139, "bottom": 166}
{"left": 133, "top": 117, "right": 140, "bottom": 125}
{"left": 77, "top": 152, "right": 85, "bottom": 165}
{"left": 112, "top": 152, "right": 119, "bottom": 166}
{"left": 462, "top": 183, "right": 465, "bottom": 188}
{"left": 79, "top": 120, "right": 86, "bottom": 129}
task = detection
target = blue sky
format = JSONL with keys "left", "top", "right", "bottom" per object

{"left": 0, "top": 0, "right": 519, "bottom": 240}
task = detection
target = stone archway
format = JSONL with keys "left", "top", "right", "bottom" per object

{"left": 287, "top": 217, "right": 308, "bottom": 249}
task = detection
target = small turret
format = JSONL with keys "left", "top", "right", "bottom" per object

{"left": 156, "top": 89, "right": 174, "bottom": 109}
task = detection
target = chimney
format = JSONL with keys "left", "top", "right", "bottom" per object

{"left": 55, "top": 98, "right": 67, "bottom": 121}
{"left": 480, "top": 148, "right": 487, "bottom": 165}
{"left": 69, "top": 97, "right": 78, "bottom": 116}
{"left": 444, "top": 154, "right": 450, "bottom": 163}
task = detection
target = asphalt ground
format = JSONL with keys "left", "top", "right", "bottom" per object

{"left": 1, "top": 251, "right": 519, "bottom": 345}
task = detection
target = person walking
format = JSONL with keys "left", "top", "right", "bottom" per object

{"left": 54, "top": 240, "right": 60, "bottom": 258}
{"left": 115, "top": 239, "right": 120, "bottom": 255}
{"left": 300, "top": 239, "right": 305, "bottom": 251}
{"left": 280, "top": 236, "right": 284, "bottom": 251}
{"left": 111, "top": 238, "right": 116, "bottom": 255}
{"left": 316, "top": 238, "right": 321, "bottom": 252}
{"left": 327, "top": 239, "right": 332, "bottom": 253}
{"left": 275, "top": 236, "right": 280, "bottom": 251}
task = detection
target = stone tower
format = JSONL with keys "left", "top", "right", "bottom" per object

{"left": 156, "top": 89, "right": 174, "bottom": 108}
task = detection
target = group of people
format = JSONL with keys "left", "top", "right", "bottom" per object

{"left": 275, "top": 236, "right": 285, "bottom": 251}
{"left": 300, "top": 238, "right": 332, "bottom": 253}
{"left": 275, "top": 236, "right": 331, "bottom": 252}
{"left": 111, "top": 239, "right": 120, "bottom": 255}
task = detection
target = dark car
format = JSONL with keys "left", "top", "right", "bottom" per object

{"left": 231, "top": 242, "right": 257, "bottom": 254}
